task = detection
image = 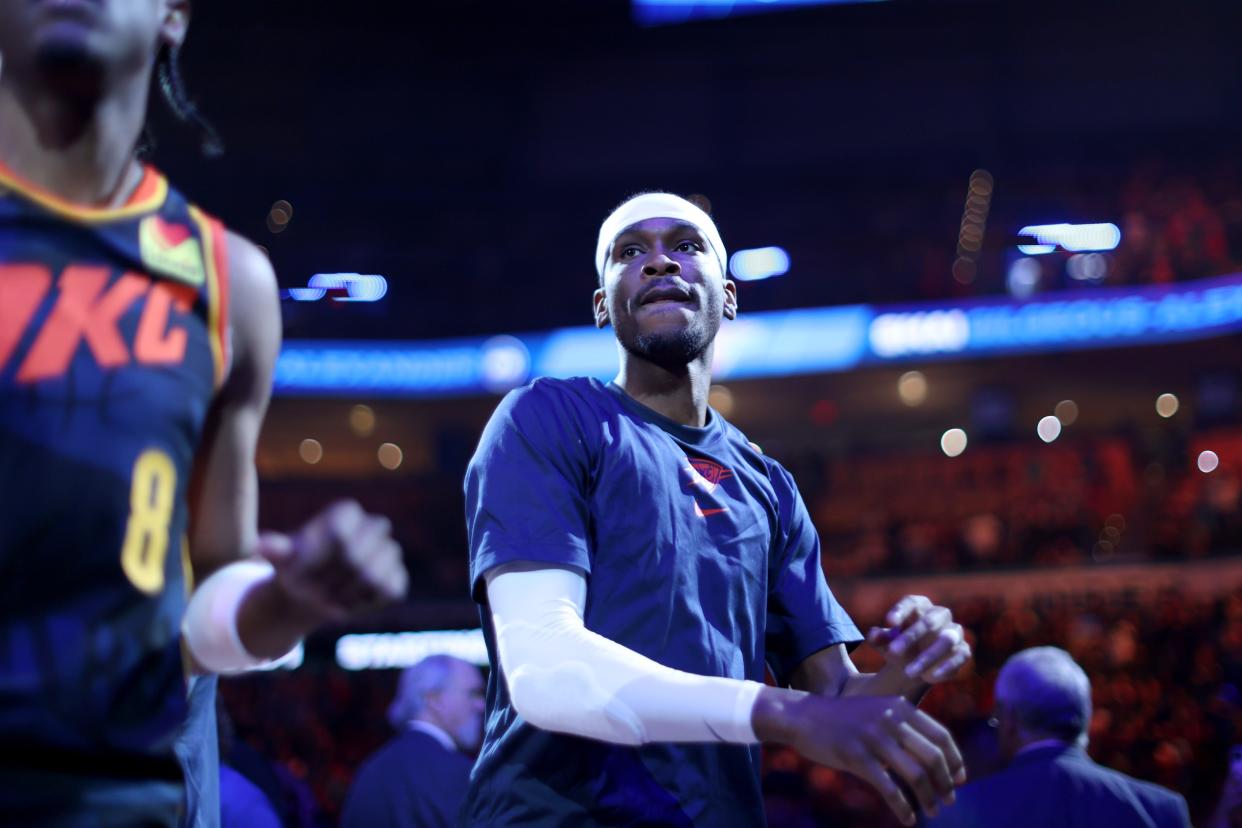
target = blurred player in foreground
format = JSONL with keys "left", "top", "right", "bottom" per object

{"left": 0, "top": 1, "right": 406, "bottom": 824}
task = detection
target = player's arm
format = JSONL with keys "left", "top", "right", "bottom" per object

{"left": 485, "top": 562, "right": 962, "bottom": 827}
{"left": 184, "top": 231, "right": 406, "bottom": 670}
{"left": 763, "top": 465, "right": 970, "bottom": 702}
{"left": 788, "top": 596, "right": 972, "bottom": 703}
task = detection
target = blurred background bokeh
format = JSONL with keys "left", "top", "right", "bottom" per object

{"left": 153, "top": 0, "right": 1242, "bottom": 824}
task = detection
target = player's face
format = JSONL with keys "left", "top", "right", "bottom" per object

{"left": 593, "top": 217, "right": 738, "bottom": 370}
{"left": 0, "top": 0, "right": 187, "bottom": 86}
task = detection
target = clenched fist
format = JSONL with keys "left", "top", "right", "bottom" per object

{"left": 869, "top": 595, "right": 972, "bottom": 684}
{"left": 259, "top": 500, "right": 408, "bottom": 624}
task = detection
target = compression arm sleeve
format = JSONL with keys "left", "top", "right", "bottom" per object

{"left": 485, "top": 564, "right": 764, "bottom": 745}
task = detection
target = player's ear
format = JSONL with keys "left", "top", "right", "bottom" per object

{"left": 722, "top": 278, "right": 738, "bottom": 320}
{"left": 161, "top": 0, "right": 190, "bottom": 51}
{"left": 593, "top": 287, "right": 610, "bottom": 329}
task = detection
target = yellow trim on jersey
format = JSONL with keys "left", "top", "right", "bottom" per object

{"left": 0, "top": 162, "right": 169, "bottom": 222}
{"left": 182, "top": 536, "right": 196, "bottom": 595}
{"left": 187, "top": 205, "right": 229, "bottom": 389}
{"left": 181, "top": 537, "right": 195, "bottom": 681}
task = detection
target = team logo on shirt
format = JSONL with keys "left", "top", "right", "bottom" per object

{"left": 682, "top": 458, "right": 733, "bottom": 494}
{"left": 139, "top": 215, "right": 205, "bottom": 287}
{"left": 0, "top": 264, "right": 195, "bottom": 382}
{"left": 682, "top": 459, "right": 733, "bottom": 517}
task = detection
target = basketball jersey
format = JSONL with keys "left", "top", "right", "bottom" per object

{"left": 0, "top": 160, "right": 229, "bottom": 784}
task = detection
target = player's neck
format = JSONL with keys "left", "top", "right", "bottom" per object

{"left": 614, "top": 350, "right": 714, "bottom": 428}
{"left": 0, "top": 74, "right": 149, "bottom": 207}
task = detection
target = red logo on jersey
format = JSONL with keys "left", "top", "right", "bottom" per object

{"left": 682, "top": 458, "right": 733, "bottom": 518}
{"left": 147, "top": 215, "right": 193, "bottom": 248}
{"left": 139, "top": 215, "right": 205, "bottom": 286}
{"left": 0, "top": 263, "right": 195, "bottom": 382}
{"left": 682, "top": 459, "right": 734, "bottom": 494}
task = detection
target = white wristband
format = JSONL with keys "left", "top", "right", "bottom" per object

{"left": 182, "top": 559, "right": 279, "bottom": 674}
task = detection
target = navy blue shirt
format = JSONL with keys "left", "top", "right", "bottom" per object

{"left": 464, "top": 377, "right": 860, "bottom": 826}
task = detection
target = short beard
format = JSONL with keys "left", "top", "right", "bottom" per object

{"left": 623, "top": 325, "right": 710, "bottom": 372}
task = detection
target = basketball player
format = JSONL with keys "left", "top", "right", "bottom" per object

{"left": 464, "top": 192, "right": 973, "bottom": 826}
{"left": 0, "top": 2, "right": 407, "bottom": 825}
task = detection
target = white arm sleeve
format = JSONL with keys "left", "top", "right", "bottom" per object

{"left": 485, "top": 564, "right": 764, "bottom": 745}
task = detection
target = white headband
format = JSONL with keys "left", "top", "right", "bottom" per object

{"left": 595, "top": 193, "right": 727, "bottom": 279}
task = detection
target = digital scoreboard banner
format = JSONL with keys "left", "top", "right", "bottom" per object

{"left": 632, "top": 0, "right": 889, "bottom": 26}
{"left": 274, "top": 271, "right": 1242, "bottom": 398}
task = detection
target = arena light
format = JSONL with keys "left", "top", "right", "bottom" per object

{"left": 955, "top": 170, "right": 993, "bottom": 285}
{"left": 298, "top": 438, "right": 323, "bottom": 464}
{"left": 941, "top": 428, "right": 968, "bottom": 458}
{"left": 349, "top": 404, "right": 375, "bottom": 436}
{"left": 266, "top": 199, "right": 293, "bottom": 234}
{"left": 287, "top": 273, "right": 388, "bottom": 302}
{"left": 633, "top": 0, "right": 889, "bottom": 26}
{"left": 1067, "top": 253, "right": 1108, "bottom": 282}
{"left": 1017, "top": 223, "right": 1121, "bottom": 255}
{"left": 336, "top": 629, "right": 488, "bottom": 670}
{"left": 1036, "top": 415, "right": 1062, "bottom": 443}
{"left": 274, "top": 271, "right": 1242, "bottom": 397}
{"left": 286, "top": 285, "right": 325, "bottom": 302}
{"left": 479, "top": 335, "right": 532, "bottom": 392}
{"left": 869, "top": 310, "right": 970, "bottom": 358}
{"left": 729, "top": 247, "right": 791, "bottom": 282}
{"left": 377, "top": 442, "right": 403, "bottom": 470}
{"left": 1007, "top": 257, "right": 1041, "bottom": 299}
{"left": 897, "top": 371, "right": 928, "bottom": 407}
{"left": 1156, "top": 393, "right": 1180, "bottom": 418}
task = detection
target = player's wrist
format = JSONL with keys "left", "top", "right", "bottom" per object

{"left": 751, "top": 686, "right": 805, "bottom": 746}
{"left": 891, "top": 669, "right": 929, "bottom": 700}
{"left": 239, "top": 575, "right": 330, "bottom": 652}
{"left": 185, "top": 559, "right": 284, "bottom": 672}
{"left": 866, "top": 661, "right": 927, "bottom": 699}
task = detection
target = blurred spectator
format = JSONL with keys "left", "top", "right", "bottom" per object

{"left": 220, "top": 765, "right": 281, "bottom": 828}
{"left": 1112, "top": 209, "right": 1173, "bottom": 285}
{"left": 1206, "top": 746, "right": 1242, "bottom": 828}
{"left": 221, "top": 575, "right": 1242, "bottom": 826}
{"left": 339, "top": 655, "right": 484, "bottom": 828}
{"left": 1164, "top": 179, "right": 1231, "bottom": 282}
{"left": 228, "top": 418, "right": 1242, "bottom": 826}
{"left": 926, "top": 646, "right": 1190, "bottom": 828}
{"left": 218, "top": 695, "right": 311, "bottom": 828}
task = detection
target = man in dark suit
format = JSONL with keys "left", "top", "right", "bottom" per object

{"left": 341, "top": 655, "right": 485, "bottom": 828}
{"left": 927, "top": 646, "right": 1190, "bottom": 828}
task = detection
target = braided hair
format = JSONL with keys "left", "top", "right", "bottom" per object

{"left": 138, "top": 42, "right": 223, "bottom": 158}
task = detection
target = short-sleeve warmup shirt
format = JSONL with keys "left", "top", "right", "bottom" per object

{"left": 465, "top": 377, "right": 860, "bottom": 826}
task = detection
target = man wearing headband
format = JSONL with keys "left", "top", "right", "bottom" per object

{"left": 463, "top": 192, "right": 973, "bottom": 826}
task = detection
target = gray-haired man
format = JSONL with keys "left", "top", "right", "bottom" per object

{"left": 928, "top": 646, "right": 1190, "bottom": 828}
{"left": 341, "top": 655, "right": 484, "bottom": 828}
